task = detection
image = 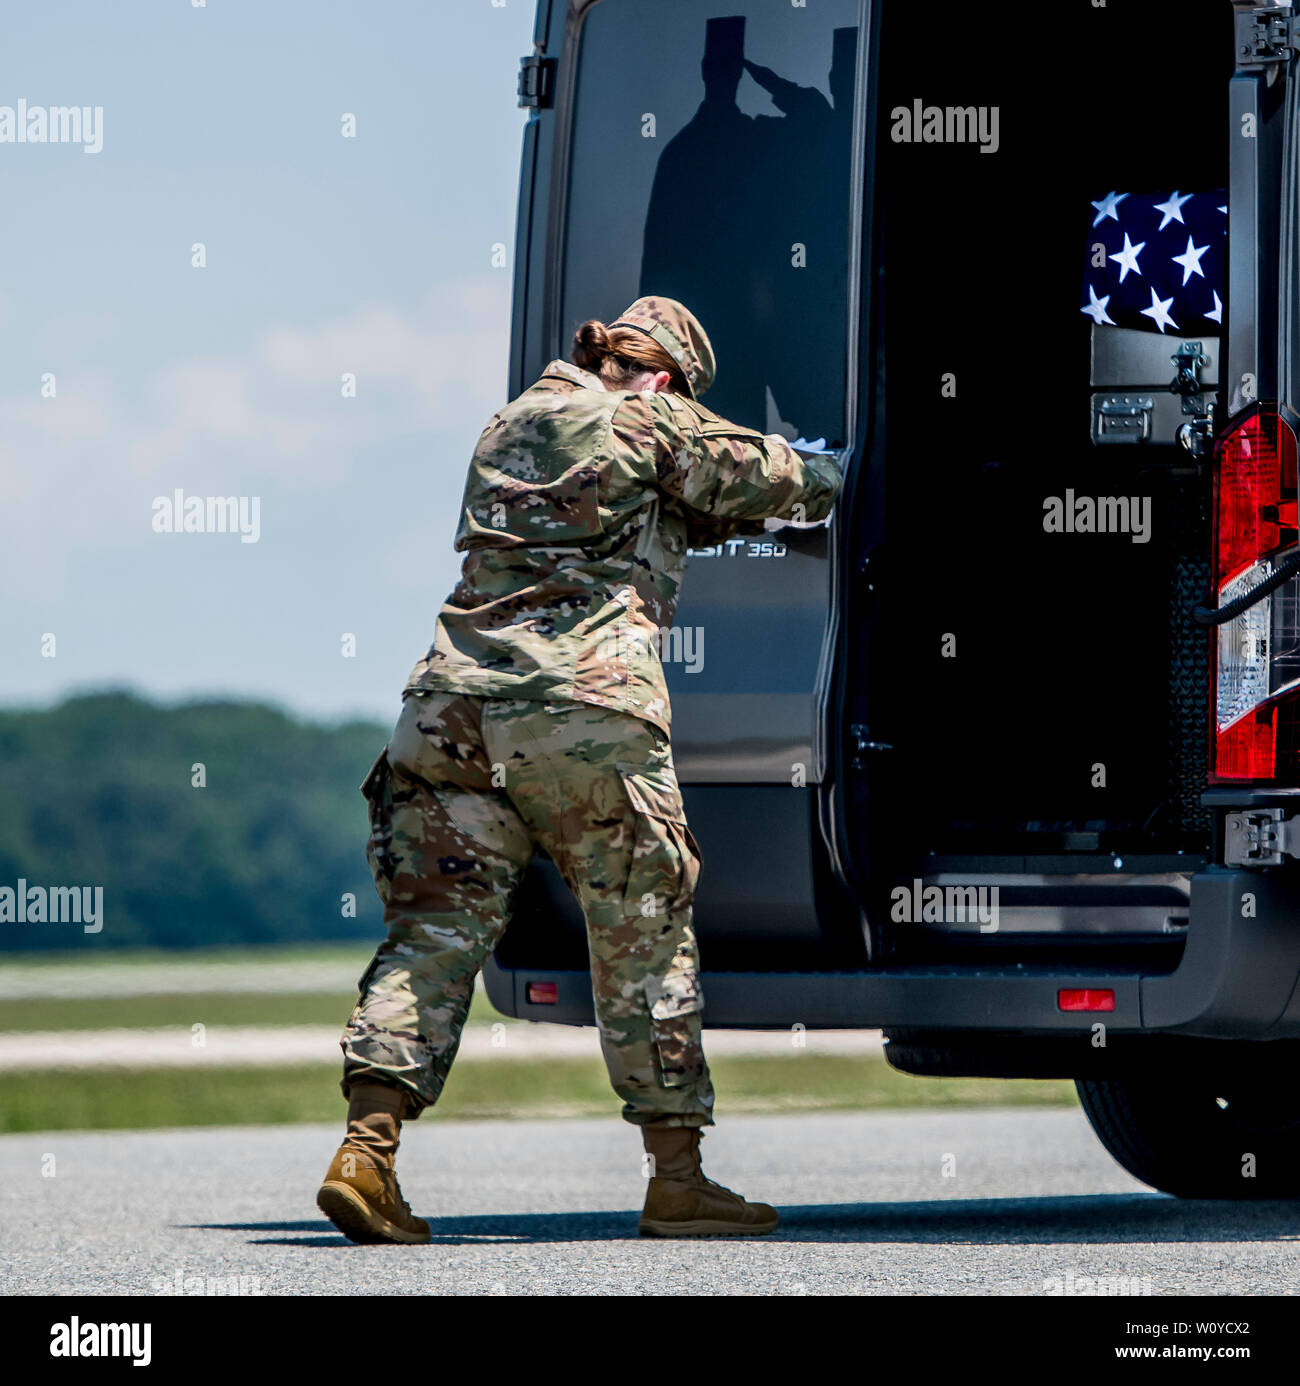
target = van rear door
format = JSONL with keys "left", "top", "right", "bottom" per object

{"left": 488, "top": 0, "right": 872, "bottom": 1014}
{"left": 829, "top": 0, "right": 1234, "bottom": 967}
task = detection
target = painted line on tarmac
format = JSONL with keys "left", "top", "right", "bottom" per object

{"left": 0, "top": 1023, "right": 884, "bottom": 1070}
{"left": 0, "top": 961, "right": 367, "bottom": 1000}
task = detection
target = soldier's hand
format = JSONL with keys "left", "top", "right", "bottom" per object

{"left": 788, "top": 436, "right": 833, "bottom": 461}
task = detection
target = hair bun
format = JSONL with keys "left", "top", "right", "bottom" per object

{"left": 571, "top": 319, "right": 611, "bottom": 372}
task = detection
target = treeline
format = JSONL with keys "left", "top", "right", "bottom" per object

{"left": 0, "top": 691, "right": 390, "bottom": 951}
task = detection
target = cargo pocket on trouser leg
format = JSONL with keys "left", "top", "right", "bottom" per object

{"left": 349, "top": 748, "right": 411, "bottom": 1104}
{"left": 645, "top": 968, "right": 707, "bottom": 1089}
{"left": 614, "top": 762, "right": 709, "bottom": 1105}
{"left": 360, "top": 749, "right": 396, "bottom": 899}
{"left": 615, "top": 762, "right": 701, "bottom": 920}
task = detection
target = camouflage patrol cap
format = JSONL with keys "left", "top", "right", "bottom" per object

{"left": 611, "top": 295, "right": 716, "bottom": 400}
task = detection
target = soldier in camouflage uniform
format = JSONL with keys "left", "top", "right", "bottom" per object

{"left": 317, "top": 296, "right": 842, "bottom": 1243}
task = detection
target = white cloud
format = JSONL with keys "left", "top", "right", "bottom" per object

{"left": 0, "top": 278, "right": 509, "bottom": 597}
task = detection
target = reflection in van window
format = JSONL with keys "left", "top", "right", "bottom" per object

{"left": 563, "top": 1, "right": 859, "bottom": 447}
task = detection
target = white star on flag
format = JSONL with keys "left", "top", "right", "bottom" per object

{"left": 1110, "top": 233, "right": 1146, "bottom": 283}
{"left": 1153, "top": 191, "right": 1193, "bottom": 231}
{"left": 1081, "top": 285, "right": 1115, "bottom": 325}
{"left": 1091, "top": 191, "right": 1129, "bottom": 227}
{"left": 1140, "top": 287, "right": 1178, "bottom": 334}
{"left": 1172, "top": 236, "right": 1210, "bottom": 286}
{"left": 1081, "top": 185, "right": 1225, "bottom": 335}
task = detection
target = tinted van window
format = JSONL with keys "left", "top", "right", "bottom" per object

{"left": 562, "top": 0, "right": 860, "bottom": 446}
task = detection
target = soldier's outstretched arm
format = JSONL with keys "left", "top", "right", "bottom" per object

{"left": 612, "top": 391, "right": 843, "bottom": 525}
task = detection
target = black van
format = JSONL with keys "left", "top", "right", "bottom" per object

{"left": 485, "top": 0, "right": 1300, "bottom": 1199}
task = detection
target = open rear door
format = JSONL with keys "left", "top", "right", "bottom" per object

{"left": 831, "top": 0, "right": 1238, "bottom": 968}
{"left": 1202, "top": 3, "right": 1300, "bottom": 821}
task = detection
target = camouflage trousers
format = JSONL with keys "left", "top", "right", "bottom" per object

{"left": 340, "top": 691, "right": 715, "bottom": 1129}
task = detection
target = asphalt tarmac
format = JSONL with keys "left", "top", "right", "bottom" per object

{"left": 3, "top": 1108, "right": 1298, "bottom": 1296}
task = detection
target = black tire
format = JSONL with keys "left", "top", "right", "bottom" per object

{"left": 1076, "top": 1051, "right": 1300, "bottom": 1198}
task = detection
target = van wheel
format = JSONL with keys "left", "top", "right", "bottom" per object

{"left": 1076, "top": 1058, "right": 1300, "bottom": 1198}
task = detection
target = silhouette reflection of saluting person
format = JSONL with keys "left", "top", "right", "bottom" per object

{"left": 641, "top": 18, "right": 763, "bottom": 426}
{"left": 640, "top": 18, "right": 857, "bottom": 445}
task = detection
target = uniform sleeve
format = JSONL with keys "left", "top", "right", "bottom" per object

{"left": 611, "top": 391, "right": 843, "bottom": 526}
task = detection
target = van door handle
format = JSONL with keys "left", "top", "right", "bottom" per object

{"left": 850, "top": 724, "right": 893, "bottom": 769}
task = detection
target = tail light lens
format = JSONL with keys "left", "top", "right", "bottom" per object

{"left": 1211, "top": 407, "right": 1300, "bottom": 782}
{"left": 1058, "top": 988, "right": 1116, "bottom": 1013}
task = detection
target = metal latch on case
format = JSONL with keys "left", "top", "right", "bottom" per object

{"left": 1169, "top": 340, "right": 1208, "bottom": 396}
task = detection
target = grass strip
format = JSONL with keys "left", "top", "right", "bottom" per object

{"left": 0, "top": 988, "right": 508, "bottom": 1033}
{"left": 0, "top": 1055, "right": 1078, "bottom": 1134}
{"left": 0, "top": 944, "right": 376, "bottom": 972}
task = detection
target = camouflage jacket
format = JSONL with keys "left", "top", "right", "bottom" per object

{"left": 405, "top": 359, "right": 843, "bottom": 735}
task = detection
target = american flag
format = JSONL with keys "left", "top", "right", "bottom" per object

{"left": 1080, "top": 190, "right": 1226, "bottom": 336}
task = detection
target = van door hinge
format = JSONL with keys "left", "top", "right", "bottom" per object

{"left": 1223, "top": 808, "right": 1300, "bottom": 866}
{"left": 849, "top": 724, "right": 893, "bottom": 770}
{"left": 518, "top": 54, "right": 557, "bottom": 109}
{"left": 1235, "top": 8, "right": 1299, "bottom": 74}
{"left": 1178, "top": 406, "right": 1216, "bottom": 458}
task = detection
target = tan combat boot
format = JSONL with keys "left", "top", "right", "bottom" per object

{"left": 638, "top": 1126, "right": 779, "bottom": 1238}
{"left": 317, "top": 1082, "right": 430, "bottom": 1245}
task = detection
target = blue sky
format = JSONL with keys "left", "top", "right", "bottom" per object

{"left": 0, "top": 0, "right": 535, "bottom": 725}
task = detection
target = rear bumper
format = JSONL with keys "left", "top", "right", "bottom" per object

{"left": 483, "top": 867, "right": 1300, "bottom": 1039}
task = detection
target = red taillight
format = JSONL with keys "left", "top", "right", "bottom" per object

{"left": 1057, "top": 988, "right": 1115, "bottom": 1012}
{"left": 525, "top": 981, "right": 558, "bottom": 1005}
{"left": 1213, "top": 705, "right": 1277, "bottom": 780}
{"left": 1215, "top": 411, "right": 1296, "bottom": 587}
{"left": 1210, "top": 407, "right": 1300, "bottom": 783}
